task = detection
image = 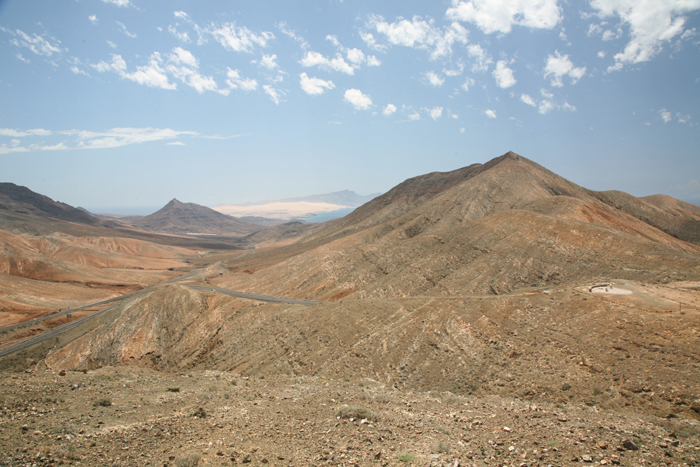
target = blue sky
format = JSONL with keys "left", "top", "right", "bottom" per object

{"left": 1, "top": 0, "right": 699, "bottom": 214}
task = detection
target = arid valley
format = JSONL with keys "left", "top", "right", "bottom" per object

{"left": 1, "top": 152, "right": 700, "bottom": 467}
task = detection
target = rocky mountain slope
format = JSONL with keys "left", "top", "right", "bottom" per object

{"left": 0, "top": 182, "right": 98, "bottom": 225}
{"left": 132, "top": 198, "right": 262, "bottom": 236}
{"left": 213, "top": 152, "right": 700, "bottom": 300}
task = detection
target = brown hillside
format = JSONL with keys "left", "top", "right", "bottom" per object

{"left": 132, "top": 198, "right": 262, "bottom": 236}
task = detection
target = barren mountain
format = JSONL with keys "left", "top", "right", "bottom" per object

{"left": 3, "top": 152, "right": 700, "bottom": 465}
{"left": 132, "top": 198, "right": 262, "bottom": 236}
{"left": 212, "top": 152, "right": 700, "bottom": 300}
{"left": 0, "top": 182, "right": 98, "bottom": 225}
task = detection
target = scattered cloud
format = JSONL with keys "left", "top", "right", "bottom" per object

{"left": 167, "top": 141, "right": 185, "bottom": 146}
{"left": 461, "top": 77, "right": 476, "bottom": 91}
{"left": 276, "top": 21, "right": 310, "bottom": 50}
{"left": 383, "top": 104, "right": 397, "bottom": 116}
{"left": 660, "top": 108, "right": 672, "bottom": 123}
{"left": 520, "top": 93, "right": 536, "bottom": 106}
{"left": 590, "top": 0, "right": 700, "bottom": 71}
{"left": 467, "top": 44, "right": 493, "bottom": 72}
{"left": 93, "top": 53, "right": 175, "bottom": 90}
{"left": 8, "top": 29, "right": 62, "bottom": 57}
{"left": 258, "top": 54, "right": 279, "bottom": 70}
{"left": 539, "top": 99, "right": 555, "bottom": 114}
{"left": 460, "top": 128, "right": 466, "bottom": 133}
{"left": 102, "top": 0, "right": 130, "bottom": 6}
{"left": 300, "top": 51, "right": 354, "bottom": 75}
{"left": 16, "top": 53, "right": 30, "bottom": 64}
{"left": 425, "top": 71, "right": 445, "bottom": 87}
{"left": 226, "top": 68, "right": 257, "bottom": 91}
{"left": 544, "top": 51, "right": 586, "bottom": 86}
{"left": 426, "top": 106, "right": 443, "bottom": 120}
{"left": 89, "top": 15, "right": 98, "bottom": 25}
{"left": 299, "top": 73, "right": 335, "bottom": 95}
{"left": 364, "top": 15, "right": 468, "bottom": 60}
{"left": 70, "top": 66, "right": 89, "bottom": 76}
{"left": 116, "top": 21, "right": 137, "bottom": 39}
{"left": 492, "top": 60, "right": 516, "bottom": 88}
{"left": 0, "top": 127, "right": 221, "bottom": 154}
{"left": 208, "top": 22, "right": 274, "bottom": 53}
{"left": 168, "top": 25, "right": 191, "bottom": 43}
{"left": 447, "top": 0, "right": 562, "bottom": 34}
{"left": 597, "top": 50, "right": 606, "bottom": 58}
{"left": 484, "top": 109, "right": 497, "bottom": 118}
{"left": 344, "top": 89, "right": 373, "bottom": 110}
{"left": 408, "top": 111, "right": 421, "bottom": 121}
{"left": 263, "top": 85, "right": 282, "bottom": 104}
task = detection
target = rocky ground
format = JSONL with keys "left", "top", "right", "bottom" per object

{"left": 1, "top": 367, "right": 699, "bottom": 467}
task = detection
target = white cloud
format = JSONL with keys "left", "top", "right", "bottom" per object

{"left": 0, "top": 128, "right": 52, "bottom": 137}
{"left": 492, "top": 60, "right": 516, "bottom": 88}
{"left": 447, "top": 0, "right": 562, "bottom": 34}
{"left": 660, "top": 108, "right": 672, "bottom": 123}
{"left": 168, "top": 25, "right": 191, "bottom": 43}
{"left": 106, "top": 40, "right": 117, "bottom": 49}
{"left": 9, "top": 30, "right": 62, "bottom": 57}
{"left": 102, "top": 0, "right": 129, "bottom": 6}
{"left": 544, "top": 51, "right": 586, "bottom": 87}
{"left": 366, "top": 55, "right": 381, "bottom": 66}
{"left": 520, "top": 93, "right": 536, "bottom": 106}
{"left": 597, "top": 50, "right": 606, "bottom": 58}
{"left": 346, "top": 48, "right": 365, "bottom": 64}
{"left": 0, "top": 127, "right": 218, "bottom": 154}
{"left": 676, "top": 112, "right": 691, "bottom": 124}
{"left": 226, "top": 68, "right": 257, "bottom": 91}
{"left": 484, "top": 109, "right": 497, "bottom": 118}
{"left": 299, "top": 72, "right": 335, "bottom": 95}
{"left": 365, "top": 15, "right": 468, "bottom": 60}
{"left": 462, "top": 77, "right": 476, "bottom": 91}
{"left": 16, "top": 53, "right": 30, "bottom": 63}
{"left": 344, "top": 88, "right": 373, "bottom": 110}
{"left": 538, "top": 99, "right": 555, "bottom": 114}
{"left": 116, "top": 21, "right": 137, "bottom": 39}
{"left": 70, "top": 66, "right": 89, "bottom": 76}
{"left": 263, "top": 85, "right": 282, "bottom": 104}
{"left": 276, "top": 21, "right": 310, "bottom": 50}
{"left": 467, "top": 44, "right": 492, "bottom": 72}
{"left": 408, "top": 111, "right": 421, "bottom": 121}
{"left": 425, "top": 71, "right": 445, "bottom": 86}
{"left": 258, "top": 54, "right": 279, "bottom": 70}
{"left": 89, "top": 15, "right": 98, "bottom": 25}
{"left": 208, "top": 23, "right": 274, "bottom": 53}
{"left": 426, "top": 106, "right": 443, "bottom": 120}
{"left": 444, "top": 63, "right": 464, "bottom": 76}
{"left": 591, "top": 0, "right": 700, "bottom": 71}
{"left": 167, "top": 141, "right": 185, "bottom": 146}
{"left": 300, "top": 51, "right": 354, "bottom": 75}
{"left": 92, "top": 53, "right": 176, "bottom": 90}
{"left": 460, "top": 128, "right": 466, "bottom": 133}
{"left": 383, "top": 104, "right": 397, "bottom": 116}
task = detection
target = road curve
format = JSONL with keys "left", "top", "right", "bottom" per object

{"left": 0, "top": 270, "right": 200, "bottom": 358}
{"left": 189, "top": 286, "right": 320, "bottom": 306}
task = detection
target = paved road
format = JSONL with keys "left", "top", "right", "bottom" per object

{"left": 0, "top": 270, "right": 200, "bottom": 358}
{"left": 189, "top": 286, "right": 320, "bottom": 306}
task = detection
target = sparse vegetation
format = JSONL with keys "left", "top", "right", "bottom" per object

{"left": 335, "top": 406, "right": 375, "bottom": 421}
{"left": 174, "top": 454, "right": 201, "bottom": 467}
{"left": 167, "top": 387, "right": 180, "bottom": 392}
{"left": 93, "top": 398, "right": 112, "bottom": 407}
{"left": 191, "top": 407, "right": 206, "bottom": 418}
{"left": 397, "top": 452, "right": 416, "bottom": 462}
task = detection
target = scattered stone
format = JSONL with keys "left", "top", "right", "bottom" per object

{"left": 621, "top": 439, "right": 638, "bottom": 451}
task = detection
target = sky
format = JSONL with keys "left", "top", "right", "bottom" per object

{"left": 1, "top": 0, "right": 699, "bottom": 214}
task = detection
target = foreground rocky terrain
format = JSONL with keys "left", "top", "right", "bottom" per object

{"left": 1, "top": 367, "right": 699, "bottom": 466}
